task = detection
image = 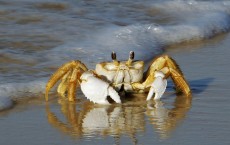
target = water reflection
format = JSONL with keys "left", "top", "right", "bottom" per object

{"left": 46, "top": 100, "right": 144, "bottom": 144}
{"left": 146, "top": 96, "right": 192, "bottom": 139}
{"left": 45, "top": 95, "right": 191, "bottom": 142}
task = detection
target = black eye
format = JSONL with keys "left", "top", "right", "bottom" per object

{"left": 129, "top": 51, "right": 134, "bottom": 60}
{"left": 111, "top": 51, "right": 116, "bottom": 60}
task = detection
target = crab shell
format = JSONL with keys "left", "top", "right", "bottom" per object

{"left": 95, "top": 60, "right": 144, "bottom": 92}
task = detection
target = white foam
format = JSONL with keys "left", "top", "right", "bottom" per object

{"left": 0, "top": 79, "right": 47, "bottom": 110}
{"left": 152, "top": 1, "right": 230, "bottom": 15}
{"left": 152, "top": 13, "right": 230, "bottom": 43}
{"left": 48, "top": 1, "right": 230, "bottom": 61}
{"left": 111, "top": 1, "right": 230, "bottom": 49}
{"left": 0, "top": 80, "right": 46, "bottom": 97}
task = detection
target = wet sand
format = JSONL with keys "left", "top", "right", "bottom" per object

{"left": 0, "top": 33, "right": 230, "bottom": 145}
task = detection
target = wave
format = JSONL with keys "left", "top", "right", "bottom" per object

{"left": 45, "top": 1, "right": 230, "bottom": 62}
{"left": 0, "top": 80, "right": 47, "bottom": 110}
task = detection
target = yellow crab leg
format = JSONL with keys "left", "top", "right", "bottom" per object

{"left": 132, "top": 74, "right": 155, "bottom": 92}
{"left": 162, "top": 55, "right": 191, "bottom": 96}
{"left": 132, "top": 56, "right": 168, "bottom": 90}
{"left": 45, "top": 60, "right": 88, "bottom": 101}
{"left": 57, "top": 70, "right": 72, "bottom": 98}
{"left": 146, "top": 55, "right": 168, "bottom": 76}
{"left": 132, "top": 55, "right": 191, "bottom": 96}
{"left": 67, "top": 68, "right": 81, "bottom": 102}
{"left": 169, "top": 68, "right": 191, "bottom": 96}
{"left": 156, "top": 56, "right": 188, "bottom": 94}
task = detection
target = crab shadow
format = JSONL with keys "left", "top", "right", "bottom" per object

{"left": 167, "top": 77, "right": 215, "bottom": 95}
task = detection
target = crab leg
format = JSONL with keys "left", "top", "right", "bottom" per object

{"left": 132, "top": 55, "right": 191, "bottom": 96}
{"left": 131, "top": 72, "right": 155, "bottom": 91}
{"left": 162, "top": 55, "right": 191, "bottom": 96}
{"left": 45, "top": 60, "right": 88, "bottom": 101}
{"left": 169, "top": 68, "right": 191, "bottom": 96}
{"left": 57, "top": 70, "right": 72, "bottom": 98}
{"left": 67, "top": 68, "right": 81, "bottom": 102}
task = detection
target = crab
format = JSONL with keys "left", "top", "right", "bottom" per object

{"left": 45, "top": 51, "right": 191, "bottom": 104}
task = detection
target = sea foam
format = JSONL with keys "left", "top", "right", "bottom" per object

{"left": 0, "top": 80, "right": 47, "bottom": 110}
{"left": 46, "top": 1, "right": 230, "bottom": 61}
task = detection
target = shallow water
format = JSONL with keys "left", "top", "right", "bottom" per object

{"left": 1, "top": 0, "right": 230, "bottom": 145}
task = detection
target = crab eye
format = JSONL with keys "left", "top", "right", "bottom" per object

{"left": 129, "top": 51, "right": 134, "bottom": 60}
{"left": 111, "top": 51, "right": 116, "bottom": 60}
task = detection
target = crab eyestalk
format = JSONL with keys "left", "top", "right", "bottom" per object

{"left": 126, "top": 51, "right": 134, "bottom": 66}
{"left": 111, "top": 51, "right": 119, "bottom": 66}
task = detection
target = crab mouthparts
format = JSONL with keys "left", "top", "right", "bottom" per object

{"left": 118, "top": 63, "right": 129, "bottom": 70}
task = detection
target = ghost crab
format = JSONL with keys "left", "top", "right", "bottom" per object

{"left": 45, "top": 51, "right": 191, "bottom": 104}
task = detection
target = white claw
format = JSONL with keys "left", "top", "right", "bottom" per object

{"left": 146, "top": 71, "right": 167, "bottom": 101}
{"left": 108, "top": 86, "right": 121, "bottom": 103}
{"left": 80, "top": 71, "right": 121, "bottom": 104}
{"left": 146, "top": 87, "right": 155, "bottom": 101}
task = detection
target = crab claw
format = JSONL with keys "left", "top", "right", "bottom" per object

{"left": 80, "top": 71, "right": 121, "bottom": 105}
{"left": 146, "top": 71, "right": 167, "bottom": 101}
